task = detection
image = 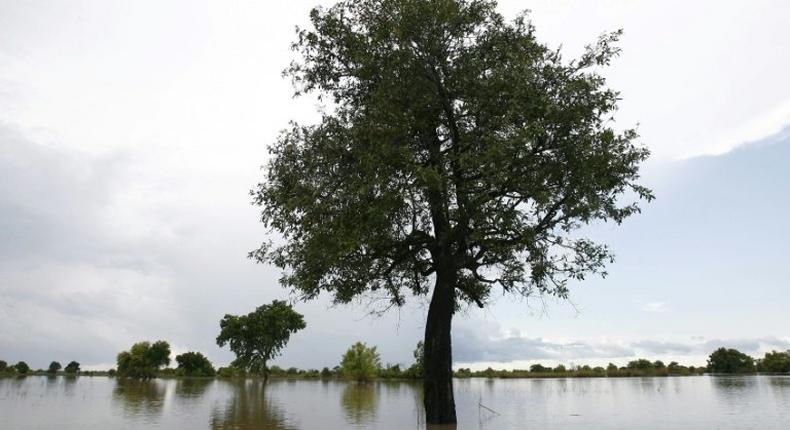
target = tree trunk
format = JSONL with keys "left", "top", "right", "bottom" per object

{"left": 423, "top": 269, "right": 457, "bottom": 424}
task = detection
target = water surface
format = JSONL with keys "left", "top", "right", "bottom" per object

{"left": 2, "top": 375, "right": 789, "bottom": 429}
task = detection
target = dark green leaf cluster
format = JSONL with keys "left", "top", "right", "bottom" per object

{"left": 64, "top": 361, "right": 80, "bottom": 374}
{"left": 14, "top": 361, "right": 30, "bottom": 375}
{"left": 757, "top": 350, "right": 790, "bottom": 373}
{"left": 216, "top": 300, "right": 306, "bottom": 377}
{"left": 175, "top": 352, "right": 216, "bottom": 377}
{"left": 116, "top": 341, "right": 171, "bottom": 379}
{"left": 707, "top": 347, "right": 755, "bottom": 373}
{"left": 252, "top": 0, "right": 652, "bottom": 310}
{"left": 47, "top": 361, "right": 62, "bottom": 374}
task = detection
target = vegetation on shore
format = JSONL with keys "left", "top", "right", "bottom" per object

{"left": 4, "top": 345, "right": 789, "bottom": 380}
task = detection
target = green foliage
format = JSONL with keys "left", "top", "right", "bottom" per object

{"left": 321, "top": 367, "right": 334, "bottom": 378}
{"left": 627, "top": 359, "right": 655, "bottom": 370}
{"left": 379, "top": 363, "right": 403, "bottom": 379}
{"left": 554, "top": 365, "right": 567, "bottom": 373}
{"left": 252, "top": 0, "right": 651, "bottom": 312}
{"left": 403, "top": 341, "right": 424, "bottom": 378}
{"left": 216, "top": 300, "right": 306, "bottom": 378}
{"left": 15, "top": 361, "right": 30, "bottom": 374}
{"left": 0, "top": 360, "right": 7, "bottom": 372}
{"left": 47, "top": 361, "right": 62, "bottom": 374}
{"left": 707, "top": 347, "right": 755, "bottom": 374}
{"left": 760, "top": 350, "right": 790, "bottom": 373}
{"left": 530, "top": 364, "right": 550, "bottom": 373}
{"left": 341, "top": 342, "right": 381, "bottom": 382}
{"left": 216, "top": 366, "right": 240, "bottom": 378}
{"left": 175, "top": 352, "right": 216, "bottom": 377}
{"left": 64, "top": 361, "right": 80, "bottom": 374}
{"left": 116, "top": 340, "right": 171, "bottom": 378}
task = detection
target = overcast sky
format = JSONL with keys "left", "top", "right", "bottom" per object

{"left": 1, "top": 0, "right": 789, "bottom": 371}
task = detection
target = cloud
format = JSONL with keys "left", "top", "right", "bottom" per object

{"left": 453, "top": 319, "right": 790, "bottom": 365}
{"left": 641, "top": 301, "right": 669, "bottom": 313}
{"left": 453, "top": 320, "right": 634, "bottom": 363}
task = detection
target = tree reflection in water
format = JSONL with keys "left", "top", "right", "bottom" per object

{"left": 112, "top": 378, "right": 166, "bottom": 420}
{"left": 211, "top": 379, "right": 295, "bottom": 430}
{"left": 175, "top": 378, "right": 212, "bottom": 398}
{"left": 341, "top": 382, "right": 379, "bottom": 425}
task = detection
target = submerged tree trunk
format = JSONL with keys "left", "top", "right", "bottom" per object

{"left": 423, "top": 269, "right": 457, "bottom": 424}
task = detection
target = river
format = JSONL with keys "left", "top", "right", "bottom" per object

{"left": 2, "top": 375, "right": 789, "bottom": 429}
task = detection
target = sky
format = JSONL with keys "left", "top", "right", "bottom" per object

{"left": 1, "top": 0, "right": 789, "bottom": 371}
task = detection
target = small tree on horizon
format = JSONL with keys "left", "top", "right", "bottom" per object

{"left": 116, "top": 341, "right": 171, "bottom": 378}
{"left": 64, "top": 361, "right": 81, "bottom": 374}
{"left": 175, "top": 352, "right": 216, "bottom": 377}
{"left": 216, "top": 300, "right": 306, "bottom": 381}
{"left": 340, "top": 342, "right": 381, "bottom": 382}
{"left": 47, "top": 361, "right": 62, "bottom": 374}
{"left": 707, "top": 347, "right": 755, "bottom": 374}
{"left": 760, "top": 350, "right": 790, "bottom": 373}
{"left": 15, "top": 361, "right": 30, "bottom": 375}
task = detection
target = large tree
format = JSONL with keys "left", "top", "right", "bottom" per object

{"left": 216, "top": 300, "right": 306, "bottom": 381}
{"left": 251, "top": 0, "right": 651, "bottom": 423}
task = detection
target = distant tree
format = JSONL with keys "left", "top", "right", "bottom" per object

{"left": 341, "top": 342, "right": 381, "bottom": 382}
{"left": 554, "top": 365, "right": 567, "bottom": 373}
{"left": 175, "top": 352, "right": 216, "bottom": 377}
{"left": 653, "top": 360, "right": 665, "bottom": 369}
{"left": 761, "top": 350, "right": 790, "bottom": 373}
{"left": 15, "top": 361, "right": 30, "bottom": 375}
{"left": 707, "top": 347, "right": 755, "bottom": 373}
{"left": 606, "top": 363, "right": 618, "bottom": 374}
{"left": 216, "top": 300, "right": 306, "bottom": 381}
{"left": 405, "top": 341, "right": 424, "bottom": 378}
{"left": 0, "top": 360, "right": 7, "bottom": 372}
{"left": 627, "top": 359, "right": 654, "bottom": 370}
{"left": 530, "top": 364, "right": 550, "bottom": 373}
{"left": 47, "top": 361, "right": 62, "bottom": 374}
{"left": 64, "top": 361, "right": 81, "bottom": 374}
{"left": 321, "top": 367, "right": 333, "bottom": 378}
{"left": 251, "top": 0, "right": 652, "bottom": 423}
{"left": 116, "top": 341, "right": 171, "bottom": 378}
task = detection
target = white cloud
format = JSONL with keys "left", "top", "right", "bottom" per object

{"left": 641, "top": 301, "right": 669, "bottom": 313}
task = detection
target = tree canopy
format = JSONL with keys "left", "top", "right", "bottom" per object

{"left": 251, "top": 0, "right": 651, "bottom": 423}
{"left": 340, "top": 342, "right": 381, "bottom": 382}
{"left": 64, "top": 361, "right": 80, "bottom": 374}
{"left": 117, "top": 341, "right": 171, "bottom": 378}
{"left": 48, "top": 361, "right": 62, "bottom": 374}
{"left": 707, "top": 347, "right": 755, "bottom": 374}
{"left": 759, "top": 350, "right": 790, "bottom": 373}
{"left": 216, "top": 300, "right": 306, "bottom": 379}
{"left": 176, "top": 352, "right": 216, "bottom": 377}
{"left": 15, "top": 361, "right": 30, "bottom": 375}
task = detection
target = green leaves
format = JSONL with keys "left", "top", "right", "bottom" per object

{"left": 175, "top": 352, "right": 216, "bottom": 377}
{"left": 216, "top": 300, "right": 306, "bottom": 375}
{"left": 116, "top": 341, "right": 171, "bottom": 378}
{"left": 340, "top": 341, "right": 381, "bottom": 381}
{"left": 254, "top": 0, "right": 652, "bottom": 310}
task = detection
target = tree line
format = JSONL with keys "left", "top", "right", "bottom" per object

{"left": 3, "top": 300, "right": 787, "bottom": 379}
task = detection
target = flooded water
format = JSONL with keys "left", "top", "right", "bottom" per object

{"left": 1, "top": 375, "right": 789, "bottom": 429}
